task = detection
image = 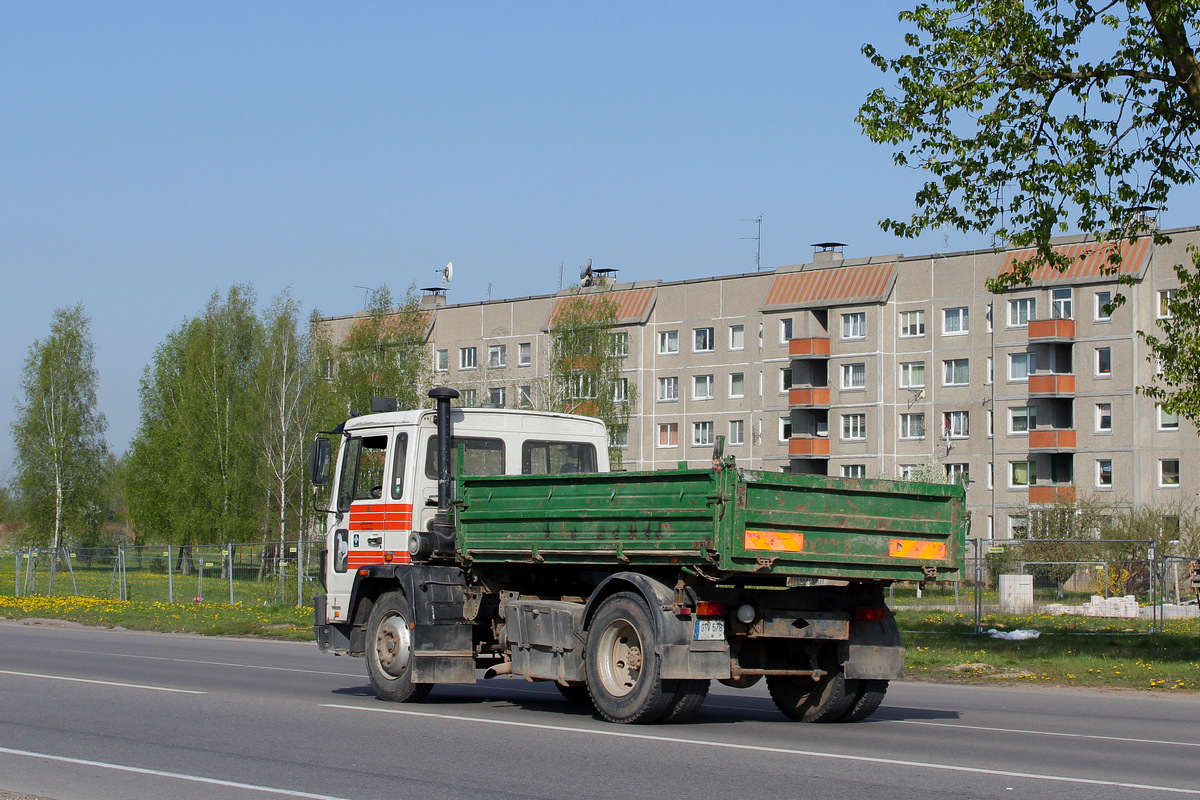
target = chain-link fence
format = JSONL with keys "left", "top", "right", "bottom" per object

{"left": 3, "top": 541, "right": 324, "bottom": 608}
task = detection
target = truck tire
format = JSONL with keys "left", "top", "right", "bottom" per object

{"left": 767, "top": 668, "right": 857, "bottom": 723}
{"left": 366, "top": 591, "right": 433, "bottom": 703}
{"left": 662, "top": 680, "right": 710, "bottom": 723}
{"left": 839, "top": 679, "right": 888, "bottom": 722}
{"left": 585, "top": 592, "right": 677, "bottom": 724}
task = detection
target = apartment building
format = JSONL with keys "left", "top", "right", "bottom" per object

{"left": 320, "top": 226, "right": 1200, "bottom": 540}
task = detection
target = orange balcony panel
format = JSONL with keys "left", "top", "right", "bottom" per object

{"left": 1028, "top": 429, "right": 1077, "bottom": 450}
{"left": 1028, "top": 318, "right": 1076, "bottom": 340}
{"left": 1028, "top": 373, "right": 1076, "bottom": 395}
{"left": 789, "top": 337, "right": 830, "bottom": 357}
{"left": 789, "top": 387, "right": 831, "bottom": 406}
{"left": 1029, "top": 485, "right": 1077, "bottom": 504}
{"left": 789, "top": 437, "right": 831, "bottom": 456}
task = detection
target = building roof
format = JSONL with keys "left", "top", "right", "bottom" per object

{"left": 546, "top": 286, "right": 658, "bottom": 327}
{"left": 761, "top": 262, "right": 898, "bottom": 310}
{"left": 999, "top": 237, "right": 1155, "bottom": 284}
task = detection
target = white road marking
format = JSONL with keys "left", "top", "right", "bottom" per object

{"left": 70, "top": 650, "right": 361, "bottom": 677}
{"left": 895, "top": 719, "right": 1200, "bottom": 749}
{"left": 0, "top": 669, "right": 206, "bottom": 694}
{"left": 321, "top": 703, "right": 1200, "bottom": 795}
{"left": 0, "top": 745, "right": 352, "bottom": 800}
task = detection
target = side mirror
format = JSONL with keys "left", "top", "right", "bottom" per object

{"left": 310, "top": 437, "right": 333, "bottom": 487}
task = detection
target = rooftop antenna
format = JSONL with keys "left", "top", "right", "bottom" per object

{"left": 579, "top": 258, "right": 594, "bottom": 288}
{"left": 741, "top": 214, "right": 764, "bottom": 271}
{"left": 354, "top": 285, "right": 372, "bottom": 308}
{"left": 440, "top": 261, "right": 453, "bottom": 289}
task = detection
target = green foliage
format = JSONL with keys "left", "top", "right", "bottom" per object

{"left": 1141, "top": 247, "right": 1200, "bottom": 419}
{"left": 881, "top": 457, "right": 952, "bottom": 484}
{"left": 10, "top": 304, "right": 109, "bottom": 551}
{"left": 860, "top": 2, "right": 1200, "bottom": 415}
{"left": 1015, "top": 496, "right": 1112, "bottom": 597}
{"left": 548, "top": 289, "right": 635, "bottom": 468}
{"left": 331, "top": 285, "right": 431, "bottom": 416}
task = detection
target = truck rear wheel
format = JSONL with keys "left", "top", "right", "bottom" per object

{"left": 366, "top": 591, "right": 433, "bottom": 703}
{"left": 586, "top": 592, "right": 676, "bottom": 724}
{"left": 767, "top": 666, "right": 857, "bottom": 723}
{"left": 839, "top": 679, "right": 888, "bottom": 722}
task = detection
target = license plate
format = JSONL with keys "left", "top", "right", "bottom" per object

{"left": 694, "top": 618, "right": 725, "bottom": 641}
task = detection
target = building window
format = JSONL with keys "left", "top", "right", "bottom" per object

{"left": 1096, "top": 347, "right": 1112, "bottom": 376}
{"left": 518, "top": 385, "right": 532, "bottom": 409}
{"left": 460, "top": 347, "right": 477, "bottom": 370}
{"left": 1095, "top": 291, "right": 1112, "bottom": 322}
{"left": 943, "top": 306, "right": 969, "bottom": 335}
{"left": 609, "top": 332, "right": 629, "bottom": 358}
{"left": 841, "top": 363, "right": 866, "bottom": 390}
{"left": 567, "top": 372, "right": 596, "bottom": 400}
{"left": 729, "top": 372, "right": 745, "bottom": 398}
{"left": 1009, "top": 514, "right": 1029, "bottom": 538}
{"left": 694, "top": 374, "right": 715, "bottom": 400}
{"left": 780, "top": 368, "right": 794, "bottom": 392}
{"left": 488, "top": 344, "right": 507, "bottom": 369}
{"left": 460, "top": 388, "right": 478, "bottom": 407}
{"left": 1009, "top": 405, "right": 1036, "bottom": 434}
{"left": 518, "top": 342, "right": 532, "bottom": 366}
{"left": 729, "top": 419, "right": 745, "bottom": 446}
{"left": 780, "top": 416, "right": 793, "bottom": 441}
{"left": 841, "top": 312, "right": 866, "bottom": 340}
{"left": 946, "top": 463, "right": 969, "bottom": 484}
{"left": 1009, "top": 297, "right": 1036, "bottom": 327}
{"left": 1051, "top": 287, "right": 1073, "bottom": 320}
{"left": 1097, "top": 459, "right": 1113, "bottom": 488}
{"left": 900, "top": 413, "right": 926, "bottom": 439}
{"left": 729, "top": 325, "right": 745, "bottom": 350}
{"left": 899, "top": 361, "right": 926, "bottom": 389}
{"left": 658, "top": 330, "right": 679, "bottom": 355}
{"left": 693, "top": 327, "right": 715, "bottom": 352}
{"left": 1160, "top": 458, "right": 1180, "bottom": 487}
{"left": 841, "top": 413, "right": 867, "bottom": 441}
{"left": 899, "top": 310, "right": 925, "bottom": 337}
{"left": 780, "top": 318, "right": 793, "bottom": 343}
{"left": 1010, "top": 460, "right": 1036, "bottom": 487}
{"left": 843, "top": 464, "right": 867, "bottom": 479}
{"left": 611, "top": 425, "right": 628, "bottom": 449}
{"left": 1158, "top": 289, "right": 1176, "bottom": 319}
{"left": 1096, "top": 403, "right": 1112, "bottom": 433}
{"left": 693, "top": 421, "right": 714, "bottom": 446}
{"left": 986, "top": 356, "right": 994, "bottom": 385}
{"left": 943, "top": 410, "right": 969, "bottom": 439}
{"left": 436, "top": 349, "right": 449, "bottom": 372}
{"left": 613, "top": 377, "right": 629, "bottom": 403}
{"left": 657, "top": 376, "right": 679, "bottom": 402}
{"left": 488, "top": 387, "right": 506, "bottom": 407}
{"left": 943, "top": 358, "right": 969, "bottom": 386}
{"left": 1008, "top": 352, "right": 1036, "bottom": 381}
{"left": 658, "top": 423, "right": 678, "bottom": 448}
{"left": 1159, "top": 405, "right": 1180, "bottom": 431}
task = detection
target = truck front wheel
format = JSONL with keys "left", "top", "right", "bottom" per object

{"left": 366, "top": 591, "right": 433, "bottom": 703}
{"left": 586, "top": 592, "right": 676, "bottom": 724}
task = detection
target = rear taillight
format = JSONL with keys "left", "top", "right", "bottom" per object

{"left": 855, "top": 607, "right": 887, "bottom": 622}
{"left": 695, "top": 601, "right": 728, "bottom": 617}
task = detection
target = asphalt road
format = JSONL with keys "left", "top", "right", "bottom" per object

{"left": 1, "top": 620, "right": 1197, "bottom": 800}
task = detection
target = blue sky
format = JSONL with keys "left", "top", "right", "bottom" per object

{"left": 4, "top": 2, "right": 1197, "bottom": 479}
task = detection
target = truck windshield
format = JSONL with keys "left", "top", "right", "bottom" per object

{"left": 338, "top": 435, "right": 389, "bottom": 508}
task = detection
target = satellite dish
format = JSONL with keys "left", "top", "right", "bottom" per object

{"left": 443, "top": 261, "right": 454, "bottom": 284}
{"left": 579, "top": 258, "right": 593, "bottom": 284}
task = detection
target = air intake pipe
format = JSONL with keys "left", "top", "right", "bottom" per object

{"left": 408, "top": 387, "right": 460, "bottom": 562}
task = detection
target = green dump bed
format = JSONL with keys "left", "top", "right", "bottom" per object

{"left": 455, "top": 467, "right": 967, "bottom": 582}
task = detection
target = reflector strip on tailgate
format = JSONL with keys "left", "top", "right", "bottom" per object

{"left": 888, "top": 539, "right": 947, "bottom": 560}
{"left": 744, "top": 530, "right": 806, "bottom": 552}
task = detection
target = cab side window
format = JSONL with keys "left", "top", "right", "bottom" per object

{"left": 522, "top": 441, "right": 598, "bottom": 475}
{"left": 338, "top": 435, "right": 389, "bottom": 509}
{"left": 424, "top": 437, "right": 505, "bottom": 478}
{"left": 390, "top": 433, "right": 408, "bottom": 500}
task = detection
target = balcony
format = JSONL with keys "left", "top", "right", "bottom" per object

{"left": 789, "top": 338, "right": 830, "bottom": 358}
{"left": 1029, "top": 429, "right": 1077, "bottom": 451}
{"left": 788, "top": 437, "right": 831, "bottom": 457}
{"left": 1028, "top": 373, "right": 1076, "bottom": 396}
{"left": 1028, "top": 318, "right": 1076, "bottom": 341}
{"left": 1029, "top": 484, "right": 1077, "bottom": 504}
{"left": 789, "top": 387, "right": 831, "bottom": 406}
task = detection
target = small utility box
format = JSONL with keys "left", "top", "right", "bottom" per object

{"left": 999, "top": 574, "right": 1034, "bottom": 612}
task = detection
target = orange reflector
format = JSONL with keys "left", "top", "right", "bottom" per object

{"left": 358, "top": 569, "right": 370, "bottom": 576}
{"left": 744, "top": 530, "right": 805, "bottom": 552}
{"left": 856, "top": 607, "right": 887, "bottom": 622}
{"left": 383, "top": 551, "right": 393, "bottom": 563}
{"left": 695, "top": 602, "right": 728, "bottom": 617}
{"left": 888, "top": 539, "right": 947, "bottom": 560}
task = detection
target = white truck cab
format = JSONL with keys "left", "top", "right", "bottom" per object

{"left": 317, "top": 406, "right": 610, "bottom": 628}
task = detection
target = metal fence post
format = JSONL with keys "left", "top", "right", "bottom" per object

{"left": 297, "top": 538, "right": 304, "bottom": 608}
{"left": 227, "top": 544, "right": 234, "bottom": 605}
{"left": 167, "top": 544, "right": 174, "bottom": 604}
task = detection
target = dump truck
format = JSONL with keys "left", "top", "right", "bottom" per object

{"left": 310, "top": 388, "right": 967, "bottom": 724}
